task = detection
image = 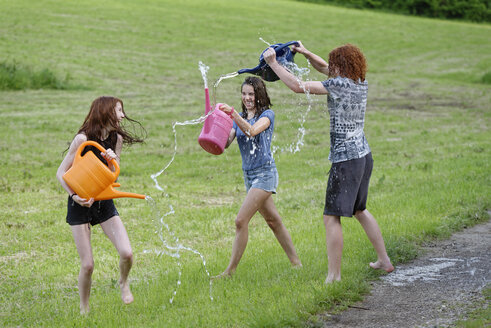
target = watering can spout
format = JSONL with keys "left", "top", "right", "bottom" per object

{"left": 237, "top": 68, "right": 255, "bottom": 75}
{"left": 97, "top": 183, "right": 146, "bottom": 200}
{"left": 204, "top": 87, "right": 211, "bottom": 114}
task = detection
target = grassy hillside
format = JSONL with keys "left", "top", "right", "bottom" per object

{"left": 0, "top": 0, "right": 489, "bottom": 327}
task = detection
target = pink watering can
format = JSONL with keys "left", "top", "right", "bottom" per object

{"left": 198, "top": 88, "right": 233, "bottom": 155}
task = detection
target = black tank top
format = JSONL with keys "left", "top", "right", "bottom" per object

{"left": 81, "top": 136, "right": 115, "bottom": 167}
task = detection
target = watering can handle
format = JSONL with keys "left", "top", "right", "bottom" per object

{"left": 237, "top": 41, "right": 300, "bottom": 75}
{"left": 75, "top": 140, "right": 120, "bottom": 179}
{"left": 271, "top": 41, "right": 300, "bottom": 54}
{"left": 259, "top": 41, "right": 300, "bottom": 59}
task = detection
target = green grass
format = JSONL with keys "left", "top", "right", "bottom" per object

{"left": 0, "top": 0, "right": 490, "bottom": 327}
{"left": 0, "top": 61, "right": 75, "bottom": 90}
{"left": 481, "top": 71, "right": 491, "bottom": 84}
{"left": 455, "top": 287, "right": 491, "bottom": 327}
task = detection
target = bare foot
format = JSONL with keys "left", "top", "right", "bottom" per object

{"left": 369, "top": 260, "right": 394, "bottom": 273}
{"left": 211, "top": 271, "right": 232, "bottom": 280}
{"left": 292, "top": 262, "right": 303, "bottom": 269}
{"left": 119, "top": 280, "right": 134, "bottom": 304}
{"left": 80, "top": 304, "right": 89, "bottom": 315}
{"left": 325, "top": 274, "right": 341, "bottom": 284}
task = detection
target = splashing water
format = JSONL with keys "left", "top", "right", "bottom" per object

{"left": 199, "top": 61, "right": 210, "bottom": 89}
{"left": 150, "top": 61, "right": 215, "bottom": 190}
{"left": 214, "top": 71, "right": 239, "bottom": 89}
{"left": 145, "top": 54, "right": 313, "bottom": 303}
{"left": 272, "top": 61, "right": 313, "bottom": 154}
{"left": 211, "top": 36, "right": 273, "bottom": 102}
{"left": 212, "top": 71, "right": 239, "bottom": 107}
{"left": 249, "top": 138, "right": 257, "bottom": 155}
{"left": 146, "top": 62, "right": 215, "bottom": 304}
{"left": 256, "top": 37, "right": 314, "bottom": 154}
{"left": 259, "top": 37, "right": 272, "bottom": 47}
{"left": 150, "top": 116, "right": 209, "bottom": 192}
{"left": 143, "top": 196, "right": 213, "bottom": 303}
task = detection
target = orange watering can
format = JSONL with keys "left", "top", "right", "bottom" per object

{"left": 63, "top": 140, "right": 146, "bottom": 201}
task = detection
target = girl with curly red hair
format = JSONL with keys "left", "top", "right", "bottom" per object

{"left": 264, "top": 42, "right": 393, "bottom": 283}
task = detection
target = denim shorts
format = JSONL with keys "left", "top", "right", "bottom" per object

{"left": 243, "top": 165, "right": 278, "bottom": 194}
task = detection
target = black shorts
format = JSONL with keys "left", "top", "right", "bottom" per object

{"left": 324, "top": 153, "right": 373, "bottom": 217}
{"left": 66, "top": 196, "right": 119, "bottom": 226}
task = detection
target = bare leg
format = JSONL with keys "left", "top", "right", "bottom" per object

{"left": 323, "top": 215, "right": 343, "bottom": 283}
{"left": 258, "top": 195, "right": 301, "bottom": 267}
{"left": 100, "top": 216, "right": 134, "bottom": 304}
{"left": 355, "top": 209, "right": 394, "bottom": 273}
{"left": 217, "top": 188, "right": 271, "bottom": 277}
{"left": 71, "top": 224, "right": 94, "bottom": 314}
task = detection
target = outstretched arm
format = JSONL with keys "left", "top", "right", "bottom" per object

{"left": 292, "top": 41, "right": 329, "bottom": 75}
{"left": 264, "top": 48, "right": 328, "bottom": 95}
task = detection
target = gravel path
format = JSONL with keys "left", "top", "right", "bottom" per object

{"left": 317, "top": 216, "right": 490, "bottom": 327}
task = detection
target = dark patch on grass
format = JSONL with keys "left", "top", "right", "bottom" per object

{"left": 0, "top": 61, "right": 85, "bottom": 90}
{"left": 481, "top": 71, "right": 491, "bottom": 85}
{"left": 6, "top": 222, "right": 26, "bottom": 229}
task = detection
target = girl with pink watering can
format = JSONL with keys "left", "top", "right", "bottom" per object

{"left": 198, "top": 41, "right": 300, "bottom": 155}
{"left": 198, "top": 88, "right": 233, "bottom": 155}
{"left": 212, "top": 77, "right": 302, "bottom": 278}
{"left": 56, "top": 96, "right": 146, "bottom": 314}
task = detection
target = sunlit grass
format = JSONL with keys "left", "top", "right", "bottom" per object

{"left": 0, "top": 0, "right": 490, "bottom": 327}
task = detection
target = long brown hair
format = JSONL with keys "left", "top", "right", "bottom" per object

{"left": 328, "top": 44, "right": 367, "bottom": 82}
{"left": 241, "top": 76, "right": 272, "bottom": 119}
{"left": 77, "top": 96, "right": 145, "bottom": 149}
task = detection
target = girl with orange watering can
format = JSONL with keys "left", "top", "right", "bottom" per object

{"left": 213, "top": 76, "right": 302, "bottom": 278}
{"left": 56, "top": 96, "right": 145, "bottom": 314}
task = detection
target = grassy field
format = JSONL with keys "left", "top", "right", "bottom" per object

{"left": 0, "top": 0, "right": 490, "bottom": 327}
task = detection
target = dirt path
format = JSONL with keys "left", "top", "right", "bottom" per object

{"left": 317, "top": 216, "right": 490, "bottom": 327}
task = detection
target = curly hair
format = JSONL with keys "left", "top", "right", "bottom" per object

{"left": 241, "top": 76, "right": 272, "bottom": 119}
{"left": 328, "top": 44, "right": 367, "bottom": 82}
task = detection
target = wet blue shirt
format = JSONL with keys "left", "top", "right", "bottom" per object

{"left": 233, "top": 109, "right": 276, "bottom": 171}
